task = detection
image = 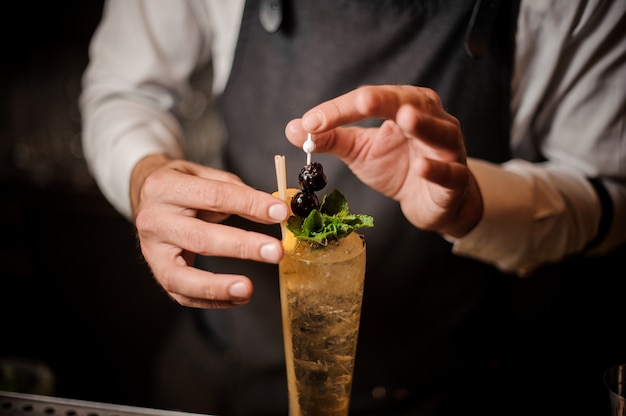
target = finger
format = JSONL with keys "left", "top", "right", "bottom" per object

{"left": 287, "top": 112, "right": 460, "bottom": 163}
{"left": 300, "top": 85, "right": 444, "bottom": 132}
{"left": 176, "top": 218, "right": 284, "bottom": 263}
{"left": 171, "top": 294, "right": 250, "bottom": 309}
{"left": 396, "top": 104, "right": 465, "bottom": 160}
{"left": 158, "top": 260, "right": 255, "bottom": 309}
{"left": 138, "top": 213, "right": 284, "bottom": 264}
{"left": 286, "top": 121, "right": 356, "bottom": 157}
{"left": 143, "top": 169, "right": 289, "bottom": 224}
{"left": 418, "top": 157, "right": 470, "bottom": 191}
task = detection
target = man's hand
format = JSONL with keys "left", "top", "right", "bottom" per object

{"left": 285, "top": 85, "right": 483, "bottom": 238}
{"left": 130, "top": 154, "right": 289, "bottom": 309}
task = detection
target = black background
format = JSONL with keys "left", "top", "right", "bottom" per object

{"left": 2, "top": 3, "right": 626, "bottom": 415}
{"left": 1, "top": 1, "right": 180, "bottom": 408}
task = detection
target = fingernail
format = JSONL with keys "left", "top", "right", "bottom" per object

{"left": 229, "top": 282, "right": 249, "bottom": 298}
{"left": 302, "top": 110, "right": 324, "bottom": 130}
{"left": 260, "top": 243, "right": 281, "bottom": 262}
{"left": 269, "top": 203, "right": 288, "bottom": 221}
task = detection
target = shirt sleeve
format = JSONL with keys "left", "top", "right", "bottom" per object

{"left": 79, "top": 0, "right": 213, "bottom": 219}
{"left": 450, "top": 0, "right": 626, "bottom": 276}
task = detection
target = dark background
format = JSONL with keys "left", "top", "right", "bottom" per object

{"left": 2, "top": 3, "right": 626, "bottom": 415}
{"left": 1, "top": 1, "right": 181, "bottom": 408}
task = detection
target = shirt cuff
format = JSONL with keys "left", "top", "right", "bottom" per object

{"left": 448, "top": 158, "right": 599, "bottom": 276}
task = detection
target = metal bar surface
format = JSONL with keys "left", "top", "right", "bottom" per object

{"left": 0, "top": 391, "right": 212, "bottom": 416}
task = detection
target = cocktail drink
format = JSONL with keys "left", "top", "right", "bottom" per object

{"left": 274, "top": 152, "right": 372, "bottom": 416}
{"left": 279, "top": 232, "right": 366, "bottom": 416}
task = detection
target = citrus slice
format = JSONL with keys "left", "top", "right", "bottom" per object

{"left": 272, "top": 188, "right": 299, "bottom": 251}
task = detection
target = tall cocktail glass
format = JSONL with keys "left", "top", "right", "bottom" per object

{"left": 279, "top": 231, "right": 366, "bottom": 416}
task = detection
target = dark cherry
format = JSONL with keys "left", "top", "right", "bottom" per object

{"left": 298, "top": 162, "right": 327, "bottom": 192}
{"left": 291, "top": 190, "right": 319, "bottom": 218}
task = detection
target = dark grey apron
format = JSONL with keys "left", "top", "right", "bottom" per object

{"left": 192, "top": 1, "right": 520, "bottom": 415}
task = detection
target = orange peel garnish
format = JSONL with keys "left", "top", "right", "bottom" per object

{"left": 272, "top": 188, "right": 299, "bottom": 251}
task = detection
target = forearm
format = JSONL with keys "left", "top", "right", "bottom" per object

{"left": 450, "top": 158, "right": 626, "bottom": 276}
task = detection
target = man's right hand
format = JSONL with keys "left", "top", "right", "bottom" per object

{"left": 130, "top": 154, "right": 289, "bottom": 309}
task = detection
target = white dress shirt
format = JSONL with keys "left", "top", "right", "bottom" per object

{"left": 80, "top": 0, "right": 626, "bottom": 276}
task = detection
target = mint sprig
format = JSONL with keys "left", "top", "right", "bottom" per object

{"left": 286, "top": 189, "right": 374, "bottom": 244}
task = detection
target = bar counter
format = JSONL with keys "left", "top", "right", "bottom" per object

{"left": 0, "top": 391, "right": 210, "bottom": 416}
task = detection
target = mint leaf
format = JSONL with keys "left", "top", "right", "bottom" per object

{"left": 319, "top": 189, "right": 349, "bottom": 216}
{"left": 286, "top": 189, "right": 374, "bottom": 244}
